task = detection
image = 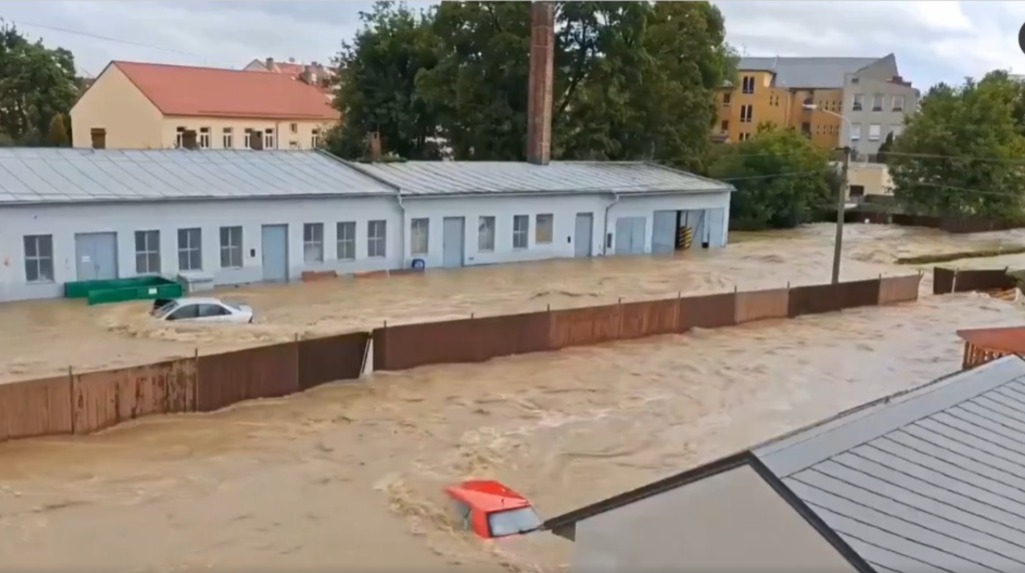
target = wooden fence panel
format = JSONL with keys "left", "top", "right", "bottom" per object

{"left": 0, "top": 376, "right": 73, "bottom": 442}
{"left": 475, "top": 312, "right": 552, "bottom": 361}
{"left": 619, "top": 299, "right": 680, "bottom": 340}
{"left": 734, "top": 289, "right": 789, "bottom": 324}
{"left": 679, "top": 293, "right": 736, "bottom": 330}
{"left": 196, "top": 343, "right": 298, "bottom": 412}
{"left": 838, "top": 278, "right": 882, "bottom": 309}
{"left": 297, "top": 332, "right": 370, "bottom": 390}
{"left": 549, "top": 305, "right": 621, "bottom": 349}
{"left": 72, "top": 359, "right": 197, "bottom": 434}
{"left": 933, "top": 267, "right": 956, "bottom": 294}
{"left": 788, "top": 284, "right": 844, "bottom": 317}
{"left": 879, "top": 274, "right": 922, "bottom": 305}
{"left": 372, "top": 319, "right": 478, "bottom": 371}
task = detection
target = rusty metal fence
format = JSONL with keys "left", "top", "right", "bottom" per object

{"left": 933, "top": 266, "right": 1017, "bottom": 294}
{"left": 0, "top": 273, "right": 927, "bottom": 443}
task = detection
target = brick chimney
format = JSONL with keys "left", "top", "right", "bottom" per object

{"left": 301, "top": 64, "right": 318, "bottom": 86}
{"left": 526, "top": 1, "right": 554, "bottom": 166}
{"left": 265, "top": 57, "right": 275, "bottom": 71}
{"left": 368, "top": 131, "right": 382, "bottom": 161}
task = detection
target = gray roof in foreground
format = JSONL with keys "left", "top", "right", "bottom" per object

{"left": 349, "top": 160, "right": 733, "bottom": 196}
{"left": 738, "top": 56, "right": 881, "bottom": 89}
{"left": 0, "top": 148, "right": 395, "bottom": 205}
{"left": 755, "top": 356, "right": 1025, "bottom": 573}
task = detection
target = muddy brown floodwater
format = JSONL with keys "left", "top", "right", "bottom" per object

{"left": 2, "top": 223, "right": 1025, "bottom": 571}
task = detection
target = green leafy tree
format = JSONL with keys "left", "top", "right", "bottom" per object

{"left": 46, "top": 113, "right": 69, "bottom": 146}
{"left": 708, "top": 126, "right": 833, "bottom": 230}
{"left": 326, "top": 1, "right": 443, "bottom": 160}
{"left": 414, "top": 1, "right": 736, "bottom": 167}
{"left": 875, "top": 131, "right": 894, "bottom": 162}
{"left": 889, "top": 73, "right": 1025, "bottom": 218}
{"left": 0, "top": 21, "right": 79, "bottom": 146}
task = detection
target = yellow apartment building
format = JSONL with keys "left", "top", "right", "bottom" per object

{"left": 70, "top": 61, "right": 340, "bottom": 151}
{"left": 716, "top": 55, "right": 914, "bottom": 153}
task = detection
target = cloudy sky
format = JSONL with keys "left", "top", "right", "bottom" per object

{"left": 2, "top": 0, "right": 1024, "bottom": 90}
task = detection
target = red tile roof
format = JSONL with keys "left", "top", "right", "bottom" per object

{"left": 112, "top": 61, "right": 340, "bottom": 121}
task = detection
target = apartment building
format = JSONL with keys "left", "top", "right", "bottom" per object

{"left": 70, "top": 61, "right": 339, "bottom": 150}
{"left": 717, "top": 54, "right": 916, "bottom": 153}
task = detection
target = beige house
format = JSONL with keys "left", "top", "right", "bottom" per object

{"left": 832, "top": 160, "right": 894, "bottom": 200}
{"left": 70, "top": 61, "right": 340, "bottom": 150}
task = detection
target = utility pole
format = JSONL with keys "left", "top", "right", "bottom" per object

{"left": 832, "top": 146, "right": 851, "bottom": 284}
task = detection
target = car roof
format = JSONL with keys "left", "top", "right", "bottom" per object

{"left": 172, "top": 297, "right": 226, "bottom": 306}
{"left": 446, "top": 480, "right": 531, "bottom": 512}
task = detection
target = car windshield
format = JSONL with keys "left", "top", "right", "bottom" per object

{"left": 151, "top": 301, "right": 178, "bottom": 318}
{"left": 487, "top": 507, "right": 542, "bottom": 538}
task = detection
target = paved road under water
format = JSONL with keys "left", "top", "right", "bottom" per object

{"left": 1, "top": 223, "right": 1024, "bottom": 571}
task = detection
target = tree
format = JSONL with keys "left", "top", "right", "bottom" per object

{"left": 708, "top": 125, "right": 833, "bottom": 230}
{"left": 875, "top": 131, "right": 894, "bottom": 163}
{"left": 406, "top": 1, "right": 734, "bottom": 165}
{"left": 0, "top": 21, "right": 79, "bottom": 146}
{"left": 325, "top": 1, "right": 444, "bottom": 160}
{"left": 46, "top": 113, "right": 69, "bottom": 147}
{"left": 888, "top": 73, "right": 1025, "bottom": 219}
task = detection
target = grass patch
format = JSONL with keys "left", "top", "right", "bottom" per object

{"left": 897, "top": 246, "right": 1025, "bottom": 265}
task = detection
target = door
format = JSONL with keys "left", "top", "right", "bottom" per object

{"left": 614, "top": 217, "right": 647, "bottom": 255}
{"left": 651, "top": 210, "right": 677, "bottom": 254}
{"left": 261, "top": 224, "right": 289, "bottom": 282}
{"left": 442, "top": 217, "right": 466, "bottom": 268}
{"left": 574, "top": 213, "right": 593, "bottom": 257}
{"left": 74, "top": 232, "right": 118, "bottom": 281}
{"left": 705, "top": 208, "right": 726, "bottom": 248}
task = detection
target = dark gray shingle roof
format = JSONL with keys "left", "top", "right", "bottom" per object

{"left": 348, "top": 160, "right": 733, "bottom": 196}
{"left": 0, "top": 148, "right": 395, "bottom": 205}
{"left": 739, "top": 56, "right": 882, "bottom": 89}
{"left": 756, "top": 356, "right": 1025, "bottom": 573}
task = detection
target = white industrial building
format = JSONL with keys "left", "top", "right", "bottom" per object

{"left": 0, "top": 148, "right": 734, "bottom": 302}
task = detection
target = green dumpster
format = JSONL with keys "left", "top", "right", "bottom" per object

{"left": 64, "top": 276, "right": 183, "bottom": 306}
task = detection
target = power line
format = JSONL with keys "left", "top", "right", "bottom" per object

{"left": 4, "top": 18, "right": 209, "bottom": 59}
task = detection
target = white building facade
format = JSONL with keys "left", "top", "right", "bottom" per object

{"left": 0, "top": 150, "right": 734, "bottom": 302}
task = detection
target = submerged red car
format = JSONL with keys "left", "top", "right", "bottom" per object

{"left": 445, "top": 480, "right": 543, "bottom": 539}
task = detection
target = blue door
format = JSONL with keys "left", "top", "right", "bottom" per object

{"left": 705, "top": 208, "right": 726, "bottom": 248}
{"left": 442, "top": 217, "right": 465, "bottom": 268}
{"left": 261, "top": 224, "right": 289, "bottom": 282}
{"left": 574, "top": 213, "right": 593, "bottom": 257}
{"left": 614, "top": 217, "right": 646, "bottom": 255}
{"left": 74, "top": 232, "right": 118, "bottom": 281}
{"left": 651, "top": 210, "right": 677, "bottom": 254}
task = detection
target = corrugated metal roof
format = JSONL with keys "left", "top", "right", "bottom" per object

{"left": 756, "top": 356, "right": 1025, "bottom": 573}
{"left": 348, "top": 161, "right": 733, "bottom": 196}
{"left": 0, "top": 148, "right": 395, "bottom": 205}
{"left": 739, "top": 56, "right": 882, "bottom": 89}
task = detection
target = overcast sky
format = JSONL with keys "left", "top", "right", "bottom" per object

{"left": 2, "top": 1, "right": 1024, "bottom": 90}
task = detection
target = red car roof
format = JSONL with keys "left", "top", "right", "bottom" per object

{"left": 446, "top": 480, "right": 531, "bottom": 512}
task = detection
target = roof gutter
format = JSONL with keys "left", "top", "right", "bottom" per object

{"left": 388, "top": 188, "right": 734, "bottom": 200}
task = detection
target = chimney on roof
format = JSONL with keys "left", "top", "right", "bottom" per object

{"left": 265, "top": 57, "right": 275, "bottom": 71}
{"left": 368, "top": 131, "right": 382, "bottom": 161}
{"left": 526, "top": 1, "right": 554, "bottom": 166}
{"left": 302, "top": 64, "right": 318, "bottom": 86}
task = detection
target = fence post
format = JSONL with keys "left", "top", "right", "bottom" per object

{"left": 68, "top": 365, "right": 75, "bottom": 434}
{"left": 952, "top": 269, "right": 959, "bottom": 294}
{"left": 470, "top": 313, "right": 475, "bottom": 319}
{"left": 192, "top": 348, "right": 199, "bottom": 411}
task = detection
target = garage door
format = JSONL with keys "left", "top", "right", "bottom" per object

{"left": 74, "top": 232, "right": 118, "bottom": 281}
{"left": 614, "top": 217, "right": 646, "bottom": 255}
{"left": 652, "top": 210, "right": 677, "bottom": 254}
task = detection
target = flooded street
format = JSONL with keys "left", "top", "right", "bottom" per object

{"left": 2, "top": 223, "right": 1025, "bottom": 571}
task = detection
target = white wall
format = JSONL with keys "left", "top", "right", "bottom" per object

{"left": 0, "top": 190, "right": 732, "bottom": 302}
{"left": 571, "top": 465, "right": 859, "bottom": 573}
{"left": 399, "top": 191, "right": 732, "bottom": 269}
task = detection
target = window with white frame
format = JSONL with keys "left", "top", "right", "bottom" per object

{"left": 312, "top": 128, "right": 321, "bottom": 148}
{"left": 177, "top": 228, "right": 202, "bottom": 271}
{"left": 244, "top": 129, "right": 256, "bottom": 149}
{"left": 868, "top": 124, "right": 881, "bottom": 141}
{"left": 289, "top": 141, "right": 300, "bottom": 150}
{"left": 741, "top": 76, "right": 755, "bottom": 94}
{"left": 852, "top": 93, "right": 864, "bottom": 111}
{"left": 410, "top": 218, "right": 429, "bottom": 255}
{"left": 368, "top": 220, "right": 387, "bottom": 258}
{"left": 198, "top": 127, "right": 211, "bottom": 149}
{"left": 175, "top": 126, "right": 186, "bottom": 147}
{"left": 222, "top": 127, "right": 233, "bottom": 149}
{"left": 850, "top": 123, "right": 862, "bottom": 141}
{"left": 135, "top": 230, "right": 161, "bottom": 274}
{"left": 23, "top": 234, "right": 53, "bottom": 283}
{"left": 535, "top": 214, "right": 553, "bottom": 244}
{"left": 872, "top": 93, "right": 884, "bottom": 111}
{"left": 337, "top": 221, "right": 356, "bottom": 260}
{"left": 290, "top": 123, "right": 298, "bottom": 134}
{"left": 303, "top": 223, "right": 324, "bottom": 263}
{"left": 478, "top": 216, "right": 495, "bottom": 252}
{"left": 740, "top": 104, "right": 753, "bottom": 123}
{"left": 219, "top": 226, "right": 243, "bottom": 268}
{"left": 512, "top": 215, "right": 529, "bottom": 249}
{"left": 892, "top": 95, "right": 905, "bottom": 112}
{"left": 263, "top": 128, "right": 275, "bottom": 149}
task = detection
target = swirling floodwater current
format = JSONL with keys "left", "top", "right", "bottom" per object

{"left": 2, "top": 223, "right": 1025, "bottom": 571}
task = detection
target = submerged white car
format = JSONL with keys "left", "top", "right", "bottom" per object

{"left": 151, "top": 297, "right": 254, "bottom": 324}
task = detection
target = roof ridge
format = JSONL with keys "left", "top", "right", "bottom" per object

{"left": 113, "top": 60, "right": 276, "bottom": 76}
